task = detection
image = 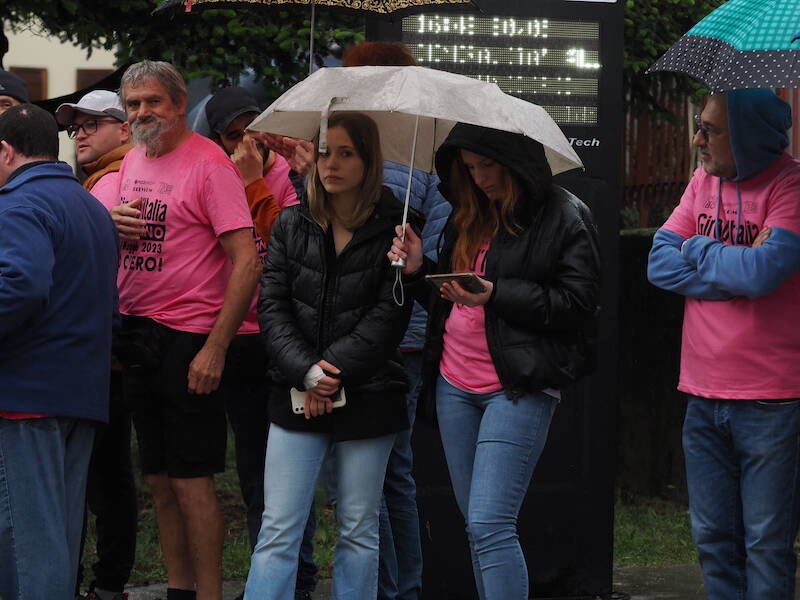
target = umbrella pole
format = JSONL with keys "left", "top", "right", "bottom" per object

{"left": 308, "top": 0, "right": 316, "bottom": 76}
{"left": 391, "top": 114, "right": 421, "bottom": 270}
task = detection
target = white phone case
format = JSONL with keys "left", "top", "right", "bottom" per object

{"left": 290, "top": 387, "right": 347, "bottom": 414}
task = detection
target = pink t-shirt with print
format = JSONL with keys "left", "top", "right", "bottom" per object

{"left": 440, "top": 241, "right": 503, "bottom": 393}
{"left": 663, "top": 154, "right": 800, "bottom": 399}
{"left": 113, "top": 133, "right": 254, "bottom": 334}
{"left": 238, "top": 153, "right": 300, "bottom": 335}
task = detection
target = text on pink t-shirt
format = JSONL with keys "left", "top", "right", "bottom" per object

{"left": 113, "top": 133, "right": 254, "bottom": 334}
{"left": 663, "top": 154, "right": 800, "bottom": 399}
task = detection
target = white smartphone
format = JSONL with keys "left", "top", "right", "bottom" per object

{"left": 290, "top": 387, "right": 347, "bottom": 414}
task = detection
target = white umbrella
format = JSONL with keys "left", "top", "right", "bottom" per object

{"left": 248, "top": 65, "right": 583, "bottom": 176}
{"left": 248, "top": 65, "right": 582, "bottom": 276}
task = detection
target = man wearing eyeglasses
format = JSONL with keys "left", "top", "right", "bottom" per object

{"left": 648, "top": 89, "right": 800, "bottom": 599}
{"left": 53, "top": 90, "right": 136, "bottom": 600}
{"left": 56, "top": 90, "right": 133, "bottom": 208}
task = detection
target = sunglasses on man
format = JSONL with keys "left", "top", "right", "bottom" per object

{"left": 693, "top": 114, "right": 724, "bottom": 142}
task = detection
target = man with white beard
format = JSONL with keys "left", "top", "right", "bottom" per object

{"left": 108, "top": 61, "right": 260, "bottom": 600}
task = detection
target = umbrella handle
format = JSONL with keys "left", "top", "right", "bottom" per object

{"left": 390, "top": 114, "right": 421, "bottom": 271}
{"left": 318, "top": 96, "right": 347, "bottom": 155}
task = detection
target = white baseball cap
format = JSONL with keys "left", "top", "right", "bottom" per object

{"left": 55, "top": 90, "right": 126, "bottom": 125}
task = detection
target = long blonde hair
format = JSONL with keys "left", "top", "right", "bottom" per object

{"left": 449, "top": 152, "right": 519, "bottom": 271}
{"left": 306, "top": 112, "right": 383, "bottom": 230}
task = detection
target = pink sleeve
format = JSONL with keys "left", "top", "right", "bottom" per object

{"left": 764, "top": 171, "right": 800, "bottom": 235}
{"left": 89, "top": 171, "right": 122, "bottom": 211}
{"left": 662, "top": 169, "right": 701, "bottom": 239}
{"left": 201, "top": 162, "right": 254, "bottom": 237}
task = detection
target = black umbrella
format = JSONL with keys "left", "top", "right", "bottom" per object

{"left": 153, "top": 0, "right": 483, "bottom": 74}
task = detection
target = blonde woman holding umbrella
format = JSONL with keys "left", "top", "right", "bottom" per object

{"left": 388, "top": 122, "right": 601, "bottom": 600}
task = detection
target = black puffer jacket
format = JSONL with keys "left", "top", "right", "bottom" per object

{"left": 414, "top": 123, "right": 601, "bottom": 423}
{"left": 258, "top": 187, "right": 414, "bottom": 441}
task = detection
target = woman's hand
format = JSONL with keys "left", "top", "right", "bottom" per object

{"left": 253, "top": 132, "right": 315, "bottom": 177}
{"left": 440, "top": 277, "right": 493, "bottom": 307}
{"left": 387, "top": 224, "right": 423, "bottom": 275}
{"left": 305, "top": 359, "right": 340, "bottom": 419}
{"left": 304, "top": 391, "right": 333, "bottom": 419}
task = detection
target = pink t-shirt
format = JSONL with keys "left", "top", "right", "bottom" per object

{"left": 663, "top": 154, "right": 800, "bottom": 399}
{"left": 91, "top": 170, "right": 122, "bottom": 210}
{"left": 113, "top": 133, "right": 254, "bottom": 334}
{"left": 265, "top": 154, "right": 299, "bottom": 210}
{"left": 440, "top": 242, "right": 503, "bottom": 393}
{"left": 238, "top": 154, "right": 300, "bottom": 335}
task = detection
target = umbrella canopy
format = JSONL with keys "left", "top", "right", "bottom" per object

{"left": 648, "top": 0, "right": 800, "bottom": 91}
{"left": 247, "top": 66, "right": 583, "bottom": 176}
{"left": 153, "top": 0, "right": 479, "bottom": 73}
{"left": 157, "top": 0, "right": 476, "bottom": 15}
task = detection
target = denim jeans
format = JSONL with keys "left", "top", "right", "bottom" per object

{"left": 378, "top": 350, "right": 424, "bottom": 600}
{"left": 0, "top": 417, "right": 95, "bottom": 599}
{"left": 435, "top": 375, "right": 556, "bottom": 600}
{"left": 244, "top": 424, "right": 395, "bottom": 600}
{"left": 225, "top": 335, "right": 317, "bottom": 591}
{"left": 683, "top": 395, "right": 800, "bottom": 600}
{"left": 77, "top": 372, "right": 138, "bottom": 593}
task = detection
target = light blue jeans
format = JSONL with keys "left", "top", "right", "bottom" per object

{"left": 0, "top": 417, "right": 95, "bottom": 599}
{"left": 683, "top": 396, "right": 800, "bottom": 600}
{"left": 435, "top": 375, "right": 557, "bottom": 600}
{"left": 244, "top": 424, "right": 395, "bottom": 600}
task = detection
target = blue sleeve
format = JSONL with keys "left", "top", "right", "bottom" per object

{"left": 647, "top": 228, "right": 733, "bottom": 300}
{"left": 0, "top": 207, "right": 54, "bottom": 338}
{"left": 419, "top": 174, "right": 451, "bottom": 262}
{"left": 681, "top": 227, "right": 800, "bottom": 298}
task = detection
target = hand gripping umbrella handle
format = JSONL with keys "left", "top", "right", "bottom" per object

{"left": 390, "top": 114, "right": 421, "bottom": 270}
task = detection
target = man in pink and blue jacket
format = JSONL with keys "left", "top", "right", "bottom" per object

{"left": 648, "top": 88, "right": 800, "bottom": 600}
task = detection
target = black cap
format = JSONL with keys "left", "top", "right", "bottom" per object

{"left": 205, "top": 86, "right": 261, "bottom": 134}
{"left": 0, "top": 70, "right": 30, "bottom": 104}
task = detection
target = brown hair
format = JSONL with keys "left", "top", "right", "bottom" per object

{"left": 307, "top": 111, "right": 383, "bottom": 230}
{"left": 342, "top": 42, "right": 419, "bottom": 67}
{"left": 449, "top": 152, "right": 519, "bottom": 271}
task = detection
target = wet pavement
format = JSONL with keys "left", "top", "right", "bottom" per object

{"left": 125, "top": 565, "right": 800, "bottom": 599}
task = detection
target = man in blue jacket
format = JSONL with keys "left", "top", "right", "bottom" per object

{"left": 648, "top": 89, "right": 800, "bottom": 599}
{"left": 0, "top": 104, "right": 119, "bottom": 599}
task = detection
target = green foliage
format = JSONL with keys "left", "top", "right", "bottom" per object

{"left": 0, "top": 0, "right": 364, "bottom": 99}
{"left": 624, "top": 0, "right": 724, "bottom": 115}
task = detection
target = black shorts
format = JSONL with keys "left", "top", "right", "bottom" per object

{"left": 117, "top": 315, "right": 227, "bottom": 478}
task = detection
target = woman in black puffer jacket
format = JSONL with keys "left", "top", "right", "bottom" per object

{"left": 388, "top": 123, "right": 601, "bottom": 600}
{"left": 244, "top": 112, "right": 413, "bottom": 600}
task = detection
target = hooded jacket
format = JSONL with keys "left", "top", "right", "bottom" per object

{"left": 648, "top": 89, "right": 800, "bottom": 399}
{"left": 411, "top": 123, "right": 601, "bottom": 423}
{"left": 0, "top": 162, "right": 119, "bottom": 421}
{"left": 258, "top": 186, "right": 414, "bottom": 441}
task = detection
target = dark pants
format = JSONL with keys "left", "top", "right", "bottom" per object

{"left": 225, "top": 334, "right": 318, "bottom": 592}
{"left": 77, "top": 371, "right": 138, "bottom": 593}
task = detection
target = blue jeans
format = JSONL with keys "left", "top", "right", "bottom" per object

{"left": 244, "top": 424, "right": 395, "bottom": 600}
{"left": 225, "top": 335, "right": 317, "bottom": 591}
{"left": 435, "top": 376, "right": 556, "bottom": 600}
{"left": 0, "top": 417, "right": 95, "bottom": 599}
{"left": 378, "top": 351, "right": 423, "bottom": 600}
{"left": 683, "top": 396, "right": 800, "bottom": 600}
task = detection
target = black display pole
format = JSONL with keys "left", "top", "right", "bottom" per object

{"left": 368, "top": 2, "right": 623, "bottom": 598}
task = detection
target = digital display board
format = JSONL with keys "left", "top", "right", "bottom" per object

{"left": 401, "top": 14, "right": 602, "bottom": 126}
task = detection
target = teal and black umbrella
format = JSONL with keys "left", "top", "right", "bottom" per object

{"left": 648, "top": 0, "right": 800, "bottom": 91}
